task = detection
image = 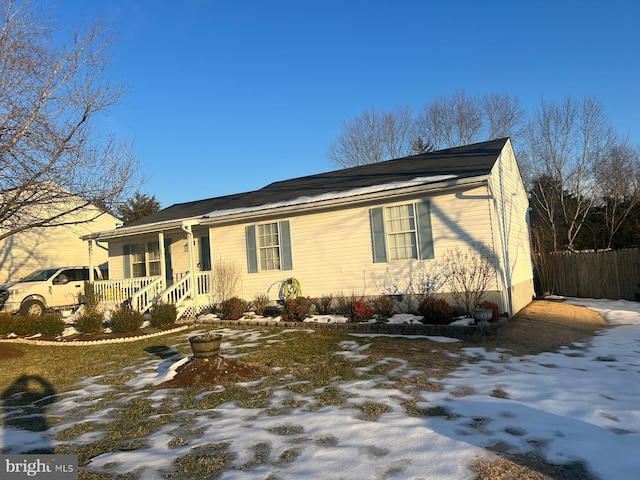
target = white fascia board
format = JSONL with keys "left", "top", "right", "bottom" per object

{"left": 81, "top": 216, "right": 201, "bottom": 241}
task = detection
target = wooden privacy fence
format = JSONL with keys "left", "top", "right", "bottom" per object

{"left": 538, "top": 249, "right": 640, "bottom": 300}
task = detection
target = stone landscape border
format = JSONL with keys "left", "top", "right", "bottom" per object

{"left": 195, "top": 317, "right": 509, "bottom": 341}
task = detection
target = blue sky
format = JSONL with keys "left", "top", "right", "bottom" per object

{"left": 51, "top": 0, "right": 640, "bottom": 207}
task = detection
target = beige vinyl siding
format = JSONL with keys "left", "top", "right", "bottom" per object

{"left": 210, "top": 187, "right": 498, "bottom": 300}
{"left": 167, "top": 235, "right": 191, "bottom": 277}
{"left": 489, "top": 141, "right": 534, "bottom": 313}
{"left": 0, "top": 205, "right": 119, "bottom": 283}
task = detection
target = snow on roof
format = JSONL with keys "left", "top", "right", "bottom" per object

{"left": 204, "top": 174, "right": 458, "bottom": 219}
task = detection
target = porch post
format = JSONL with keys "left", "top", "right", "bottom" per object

{"left": 158, "top": 231, "right": 166, "bottom": 286}
{"left": 88, "top": 240, "right": 95, "bottom": 282}
{"left": 181, "top": 222, "right": 198, "bottom": 315}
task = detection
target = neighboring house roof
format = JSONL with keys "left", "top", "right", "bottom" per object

{"left": 86, "top": 138, "right": 508, "bottom": 239}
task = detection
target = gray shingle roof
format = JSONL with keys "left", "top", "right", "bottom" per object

{"left": 126, "top": 138, "right": 507, "bottom": 227}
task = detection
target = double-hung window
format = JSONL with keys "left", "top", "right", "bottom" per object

{"left": 370, "top": 200, "right": 434, "bottom": 262}
{"left": 245, "top": 221, "right": 293, "bottom": 273}
{"left": 124, "top": 241, "right": 161, "bottom": 278}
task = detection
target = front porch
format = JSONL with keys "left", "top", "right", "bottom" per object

{"left": 85, "top": 220, "right": 215, "bottom": 318}
{"left": 92, "top": 271, "right": 215, "bottom": 318}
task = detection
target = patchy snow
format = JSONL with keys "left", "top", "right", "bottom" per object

{"left": 199, "top": 311, "right": 427, "bottom": 325}
{"left": 1, "top": 297, "right": 639, "bottom": 479}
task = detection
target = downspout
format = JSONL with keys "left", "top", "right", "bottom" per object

{"left": 181, "top": 222, "right": 198, "bottom": 315}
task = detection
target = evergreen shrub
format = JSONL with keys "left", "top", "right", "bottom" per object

{"left": 76, "top": 306, "right": 105, "bottom": 334}
{"left": 110, "top": 305, "right": 144, "bottom": 333}
{"left": 150, "top": 302, "right": 178, "bottom": 327}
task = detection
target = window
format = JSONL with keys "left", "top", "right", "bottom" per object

{"left": 370, "top": 200, "right": 434, "bottom": 262}
{"left": 258, "top": 222, "right": 280, "bottom": 270}
{"left": 124, "top": 241, "right": 161, "bottom": 278}
{"left": 386, "top": 204, "right": 417, "bottom": 260}
{"left": 245, "top": 221, "right": 292, "bottom": 273}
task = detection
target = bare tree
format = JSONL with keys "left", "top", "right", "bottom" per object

{"left": 524, "top": 97, "right": 615, "bottom": 251}
{"left": 594, "top": 140, "right": 640, "bottom": 248}
{"left": 0, "top": 0, "right": 140, "bottom": 242}
{"left": 328, "top": 106, "right": 415, "bottom": 167}
{"left": 415, "top": 90, "right": 483, "bottom": 149}
{"left": 481, "top": 93, "right": 526, "bottom": 142}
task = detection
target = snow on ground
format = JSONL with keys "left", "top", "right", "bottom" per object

{"left": 2, "top": 298, "right": 640, "bottom": 479}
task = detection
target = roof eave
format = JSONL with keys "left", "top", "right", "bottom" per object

{"left": 82, "top": 175, "right": 489, "bottom": 241}
{"left": 81, "top": 216, "right": 201, "bottom": 241}
{"left": 200, "top": 175, "right": 490, "bottom": 225}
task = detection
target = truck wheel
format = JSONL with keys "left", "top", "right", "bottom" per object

{"left": 20, "top": 299, "right": 45, "bottom": 316}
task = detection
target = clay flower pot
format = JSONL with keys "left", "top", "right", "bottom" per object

{"left": 188, "top": 333, "right": 222, "bottom": 359}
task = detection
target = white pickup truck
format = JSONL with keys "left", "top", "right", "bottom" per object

{"left": 0, "top": 266, "right": 107, "bottom": 316}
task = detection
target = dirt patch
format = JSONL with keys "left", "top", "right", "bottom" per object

{"left": 0, "top": 343, "right": 25, "bottom": 360}
{"left": 160, "top": 356, "right": 271, "bottom": 388}
{"left": 472, "top": 299, "right": 608, "bottom": 355}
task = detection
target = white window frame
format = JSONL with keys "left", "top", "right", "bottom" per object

{"left": 125, "top": 241, "right": 161, "bottom": 278}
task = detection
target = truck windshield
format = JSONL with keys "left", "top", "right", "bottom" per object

{"left": 20, "top": 269, "right": 60, "bottom": 282}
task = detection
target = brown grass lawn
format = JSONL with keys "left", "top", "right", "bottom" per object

{"left": 477, "top": 299, "right": 607, "bottom": 355}
{"left": 0, "top": 299, "right": 608, "bottom": 480}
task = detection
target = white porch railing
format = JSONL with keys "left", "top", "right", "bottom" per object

{"left": 130, "top": 276, "right": 165, "bottom": 312}
{"left": 94, "top": 271, "right": 216, "bottom": 317}
{"left": 161, "top": 273, "right": 192, "bottom": 314}
{"left": 94, "top": 277, "right": 162, "bottom": 307}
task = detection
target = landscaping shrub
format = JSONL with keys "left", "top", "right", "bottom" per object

{"left": 312, "top": 294, "right": 334, "bottom": 315}
{"left": 219, "top": 296, "right": 247, "bottom": 320}
{"left": 0, "top": 313, "right": 35, "bottom": 336}
{"left": 149, "top": 302, "right": 178, "bottom": 327}
{"left": 280, "top": 297, "right": 310, "bottom": 322}
{"left": 0, "top": 312, "right": 14, "bottom": 336}
{"left": 348, "top": 300, "right": 374, "bottom": 323}
{"left": 372, "top": 295, "right": 396, "bottom": 322}
{"left": 335, "top": 292, "right": 363, "bottom": 316}
{"left": 476, "top": 300, "right": 500, "bottom": 322}
{"left": 110, "top": 305, "right": 144, "bottom": 333}
{"left": 75, "top": 306, "right": 105, "bottom": 333}
{"left": 440, "top": 245, "right": 497, "bottom": 315}
{"left": 35, "top": 313, "right": 66, "bottom": 337}
{"left": 251, "top": 293, "right": 270, "bottom": 316}
{"left": 211, "top": 259, "right": 242, "bottom": 305}
{"left": 417, "top": 296, "right": 453, "bottom": 324}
